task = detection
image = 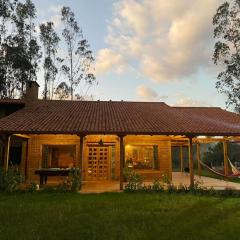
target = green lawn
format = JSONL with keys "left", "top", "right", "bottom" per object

{"left": 0, "top": 193, "right": 240, "bottom": 240}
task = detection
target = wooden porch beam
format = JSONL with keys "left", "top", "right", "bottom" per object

{"left": 13, "top": 134, "right": 30, "bottom": 139}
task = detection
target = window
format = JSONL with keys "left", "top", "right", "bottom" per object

{"left": 42, "top": 145, "right": 76, "bottom": 168}
{"left": 125, "top": 145, "right": 159, "bottom": 170}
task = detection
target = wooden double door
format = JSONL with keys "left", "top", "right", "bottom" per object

{"left": 86, "top": 146, "right": 110, "bottom": 180}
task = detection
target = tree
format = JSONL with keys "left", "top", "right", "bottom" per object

{"left": 11, "top": 0, "right": 41, "bottom": 96}
{"left": 202, "top": 142, "right": 240, "bottom": 167}
{"left": 39, "top": 22, "right": 60, "bottom": 100}
{"left": 202, "top": 143, "right": 224, "bottom": 166}
{"left": 213, "top": 1, "right": 240, "bottom": 112}
{"left": 0, "top": 0, "right": 41, "bottom": 99}
{"left": 0, "top": 0, "right": 15, "bottom": 98}
{"left": 54, "top": 82, "right": 71, "bottom": 100}
{"left": 59, "top": 6, "right": 95, "bottom": 100}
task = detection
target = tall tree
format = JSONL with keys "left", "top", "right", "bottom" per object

{"left": 0, "top": 0, "right": 15, "bottom": 98}
{"left": 11, "top": 0, "right": 40, "bottom": 96}
{"left": 59, "top": 6, "right": 95, "bottom": 100}
{"left": 0, "top": 0, "right": 40, "bottom": 99}
{"left": 39, "top": 21, "right": 60, "bottom": 99}
{"left": 213, "top": 1, "right": 240, "bottom": 112}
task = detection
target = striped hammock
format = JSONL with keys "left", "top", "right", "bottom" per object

{"left": 200, "top": 159, "right": 240, "bottom": 178}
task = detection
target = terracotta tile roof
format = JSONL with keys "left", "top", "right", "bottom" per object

{"left": 0, "top": 99, "right": 25, "bottom": 105}
{"left": 0, "top": 100, "right": 240, "bottom": 136}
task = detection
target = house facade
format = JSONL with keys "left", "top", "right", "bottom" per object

{"left": 1, "top": 81, "right": 240, "bottom": 190}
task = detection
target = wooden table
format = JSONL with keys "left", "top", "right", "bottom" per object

{"left": 35, "top": 168, "right": 71, "bottom": 185}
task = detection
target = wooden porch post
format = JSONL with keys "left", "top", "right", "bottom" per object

{"left": 188, "top": 136, "right": 194, "bottom": 187}
{"left": 119, "top": 135, "right": 125, "bottom": 190}
{"left": 180, "top": 145, "right": 183, "bottom": 172}
{"left": 3, "top": 135, "right": 11, "bottom": 171}
{"left": 79, "top": 135, "right": 85, "bottom": 184}
{"left": 25, "top": 139, "right": 29, "bottom": 179}
{"left": 196, "top": 142, "right": 201, "bottom": 177}
{"left": 20, "top": 140, "right": 27, "bottom": 177}
{"left": 223, "top": 140, "right": 229, "bottom": 176}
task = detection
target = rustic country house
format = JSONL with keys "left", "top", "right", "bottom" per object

{"left": 1, "top": 81, "right": 240, "bottom": 190}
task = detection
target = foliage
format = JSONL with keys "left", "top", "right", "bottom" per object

{"left": 202, "top": 142, "right": 240, "bottom": 167}
{"left": 0, "top": 167, "right": 23, "bottom": 193}
{"left": 124, "top": 168, "right": 143, "bottom": 192}
{"left": 213, "top": 1, "right": 240, "bottom": 111}
{"left": 152, "top": 178, "right": 164, "bottom": 192}
{"left": 0, "top": 1, "right": 96, "bottom": 100}
{"left": 39, "top": 21, "right": 60, "bottom": 100}
{"left": 54, "top": 81, "right": 71, "bottom": 100}
{"left": 162, "top": 173, "right": 171, "bottom": 184}
{"left": 26, "top": 182, "right": 38, "bottom": 192}
{"left": 0, "top": 0, "right": 41, "bottom": 98}
{"left": 58, "top": 168, "right": 81, "bottom": 192}
{"left": 58, "top": 6, "right": 96, "bottom": 100}
{"left": 202, "top": 142, "right": 224, "bottom": 166}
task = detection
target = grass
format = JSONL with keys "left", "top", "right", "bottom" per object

{"left": 1, "top": 192, "right": 240, "bottom": 240}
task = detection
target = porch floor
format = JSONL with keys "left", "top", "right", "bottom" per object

{"left": 81, "top": 181, "right": 120, "bottom": 193}
{"left": 79, "top": 172, "right": 240, "bottom": 193}
{"left": 172, "top": 172, "right": 240, "bottom": 190}
{"left": 39, "top": 172, "right": 240, "bottom": 193}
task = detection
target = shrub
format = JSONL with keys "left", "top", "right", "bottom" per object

{"left": 177, "top": 183, "right": 189, "bottom": 193}
{"left": 162, "top": 173, "right": 171, "bottom": 185}
{"left": 0, "top": 167, "right": 23, "bottom": 193}
{"left": 57, "top": 168, "right": 81, "bottom": 192}
{"left": 152, "top": 178, "right": 164, "bottom": 192}
{"left": 124, "top": 171, "right": 143, "bottom": 192}
{"left": 27, "top": 182, "right": 39, "bottom": 193}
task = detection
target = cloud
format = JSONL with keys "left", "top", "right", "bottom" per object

{"left": 95, "top": 48, "right": 127, "bottom": 75}
{"left": 98, "top": 0, "right": 224, "bottom": 81}
{"left": 38, "top": 4, "right": 63, "bottom": 29}
{"left": 48, "top": 5, "right": 63, "bottom": 14}
{"left": 50, "top": 14, "right": 62, "bottom": 29}
{"left": 136, "top": 84, "right": 167, "bottom": 101}
{"left": 173, "top": 93, "right": 212, "bottom": 107}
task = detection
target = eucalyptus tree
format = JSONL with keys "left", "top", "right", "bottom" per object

{"left": 39, "top": 21, "right": 60, "bottom": 99}
{"left": 59, "top": 6, "right": 95, "bottom": 100}
{"left": 0, "top": 0, "right": 40, "bottom": 99}
{"left": 11, "top": 0, "right": 41, "bottom": 96}
{"left": 213, "top": 0, "right": 240, "bottom": 112}
{"left": 0, "top": 0, "right": 15, "bottom": 98}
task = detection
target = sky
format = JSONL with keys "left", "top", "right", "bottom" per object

{"left": 32, "top": 0, "right": 227, "bottom": 108}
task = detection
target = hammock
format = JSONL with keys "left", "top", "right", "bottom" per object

{"left": 228, "top": 158, "right": 240, "bottom": 175}
{"left": 200, "top": 159, "right": 240, "bottom": 178}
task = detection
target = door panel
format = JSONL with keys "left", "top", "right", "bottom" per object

{"left": 87, "top": 146, "right": 109, "bottom": 180}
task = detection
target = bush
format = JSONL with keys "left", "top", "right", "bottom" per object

{"left": 0, "top": 167, "right": 23, "bottom": 193}
{"left": 57, "top": 168, "right": 81, "bottom": 192}
{"left": 124, "top": 170, "right": 143, "bottom": 192}
{"left": 26, "top": 182, "right": 39, "bottom": 193}
{"left": 152, "top": 178, "right": 164, "bottom": 192}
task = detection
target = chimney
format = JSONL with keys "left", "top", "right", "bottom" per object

{"left": 25, "top": 81, "right": 39, "bottom": 100}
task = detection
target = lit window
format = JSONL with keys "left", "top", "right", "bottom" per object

{"left": 42, "top": 145, "right": 76, "bottom": 168}
{"left": 125, "top": 145, "right": 159, "bottom": 170}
